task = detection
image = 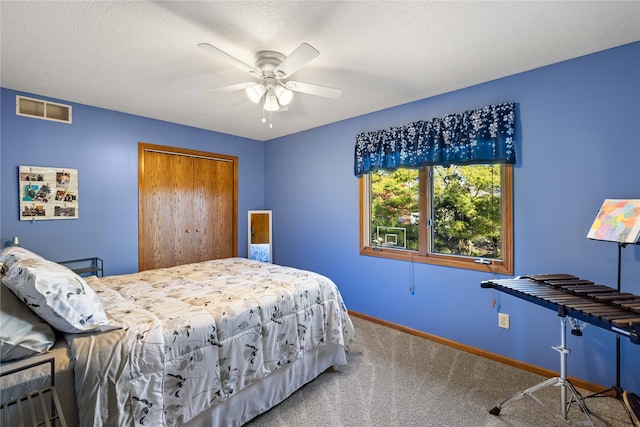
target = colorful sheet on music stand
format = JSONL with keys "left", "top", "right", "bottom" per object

{"left": 587, "top": 199, "right": 640, "bottom": 244}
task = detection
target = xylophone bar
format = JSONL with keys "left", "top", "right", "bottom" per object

{"left": 481, "top": 275, "right": 640, "bottom": 344}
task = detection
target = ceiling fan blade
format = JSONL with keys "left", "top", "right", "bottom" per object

{"left": 210, "top": 82, "right": 257, "bottom": 93}
{"left": 286, "top": 81, "right": 342, "bottom": 99}
{"left": 274, "top": 43, "right": 319, "bottom": 78}
{"left": 198, "top": 43, "right": 261, "bottom": 77}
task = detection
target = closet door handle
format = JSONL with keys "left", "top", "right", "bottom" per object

{"left": 196, "top": 228, "right": 201, "bottom": 232}
{"left": 186, "top": 229, "right": 191, "bottom": 233}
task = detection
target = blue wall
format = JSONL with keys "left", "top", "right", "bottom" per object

{"left": 1, "top": 42, "right": 639, "bottom": 394}
{"left": 1, "top": 92, "right": 266, "bottom": 274}
{"left": 265, "top": 42, "right": 640, "bottom": 394}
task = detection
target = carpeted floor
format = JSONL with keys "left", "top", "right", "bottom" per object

{"left": 246, "top": 316, "right": 633, "bottom": 426}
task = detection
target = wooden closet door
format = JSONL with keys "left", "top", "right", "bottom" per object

{"left": 140, "top": 150, "right": 195, "bottom": 269}
{"left": 139, "top": 143, "right": 238, "bottom": 271}
{"left": 192, "top": 157, "right": 235, "bottom": 262}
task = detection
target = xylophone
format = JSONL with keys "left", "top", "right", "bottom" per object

{"left": 481, "top": 274, "right": 640, "bottom": 425}
{"left": 481, "top": 274, "right": 640, "bottom": 344}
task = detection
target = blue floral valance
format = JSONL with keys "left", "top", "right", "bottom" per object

{"left": 354, "top": 102, "right": 516, "bottom": 176}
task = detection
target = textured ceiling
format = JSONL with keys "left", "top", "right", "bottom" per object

{"left": 1, "top": 1, "right": 639, "bottom": 141}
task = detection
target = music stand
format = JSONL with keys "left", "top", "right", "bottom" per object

{"left": 585, "top": 199, "right": 640, "bottom": 399}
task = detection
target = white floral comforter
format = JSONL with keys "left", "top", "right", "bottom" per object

{"left": 67, "top": 258, "right": 355, "bottom": 427}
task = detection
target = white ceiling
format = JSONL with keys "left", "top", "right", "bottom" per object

{"left": 1, "top": 1, "right": 639, "bottom": 141}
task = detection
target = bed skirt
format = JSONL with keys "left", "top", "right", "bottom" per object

{"left": 185, "top": 341, "right": 347, "bottom": 427}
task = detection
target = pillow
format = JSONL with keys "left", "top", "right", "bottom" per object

{"left": 0, "top": 246, "right": 46, "bottom": 269}
{"left": 1, "top": 257, "right": 119, "bottom": 334}
{"left": 1, "top": 284, "right": 56, "bottom": 361}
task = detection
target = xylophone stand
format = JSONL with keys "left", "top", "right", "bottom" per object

{"left": 489, "top": 317, "right": 595, "bottom": 426}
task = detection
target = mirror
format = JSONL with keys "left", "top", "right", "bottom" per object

{"left": 248, "top": 210, "right": 272, "bottom": 263}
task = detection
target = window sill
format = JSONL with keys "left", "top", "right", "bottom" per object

{"left": 360, "top": 246, "right": 513, "bottom": 275}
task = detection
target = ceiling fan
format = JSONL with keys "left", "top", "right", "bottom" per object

{"left": 197, "top": 42, "right": 342, "bottom": 119}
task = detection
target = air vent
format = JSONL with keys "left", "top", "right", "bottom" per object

{"left": 16, "top": 96, "right": 72, "bottom": 123}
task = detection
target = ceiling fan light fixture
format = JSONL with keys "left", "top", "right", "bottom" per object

{"left": 199, "top": 41, "right": 342, "bottom": 119}
{"left": 263, "top": 90, "right": 280, "bottom": 112}
{"left": 274, "top": 85, "right": 293, "bottom": 106}
{"left": 246, "top": 84, "right": 266, "bottom": 103}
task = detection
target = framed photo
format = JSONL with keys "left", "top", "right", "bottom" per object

{"left": 19, "top": 165, "right": 78, "bottom": 220}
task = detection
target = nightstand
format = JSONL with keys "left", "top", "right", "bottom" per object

{"left": 0, "top": 358, "right": 67, "bottom": 426}
{"left": 58, "top": 257, "right": 103, "bottom": 277}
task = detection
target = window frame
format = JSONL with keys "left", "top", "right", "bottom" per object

{"left": 359, "top": 164, "right": 513, "bottom": 275}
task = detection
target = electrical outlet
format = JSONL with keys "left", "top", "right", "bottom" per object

{"left": 498, "top": 313, "right": 510, "bottom": 329}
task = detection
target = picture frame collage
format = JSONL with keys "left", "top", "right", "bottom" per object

{"left": 19, "top": 165, "right": 78, "bottom": 220}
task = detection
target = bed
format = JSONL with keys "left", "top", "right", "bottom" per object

{"left": 0, "top": 246, "right": 355, "bottom": 427}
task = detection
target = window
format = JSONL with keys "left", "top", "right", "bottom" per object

{"left": 360, "top": 164, "right": 513, "bottom": 274}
